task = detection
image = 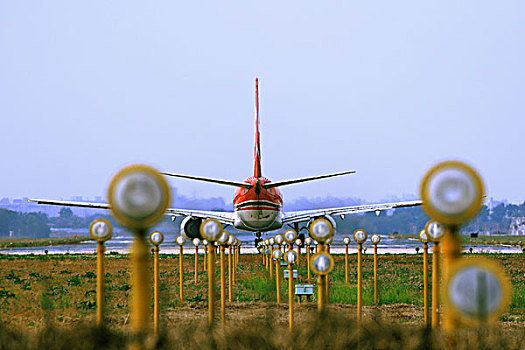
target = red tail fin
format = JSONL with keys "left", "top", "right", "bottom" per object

{"left": 254, "top": 78, "right": 262, "bottom": 178}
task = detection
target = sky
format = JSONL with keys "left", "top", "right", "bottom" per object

{"left": 1, "top": 1, "right": 524, "bottom": 205}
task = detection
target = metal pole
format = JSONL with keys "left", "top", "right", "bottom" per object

{"left": 374, "top": 244, "right": 378, "bottom": 306}
{"left": 208, "top": 244, "right": 216, "bottom": 326}
{"left": 204, "top": 245, "right": 207, "bottom": 271}
{"left": 232, "top": 246, "right": 236, "bottom": 286}
{"left": 357, "top": 243, "right": 363, "bottom": 322}
{"left": 153, "top": 245, "right": 159, "bottom": 336}
{"left": 296, "top": 245, "right": 300, "bottom": 267}
{"left": 431, "top": 242, "right": 440, "bottom": 329}
{"left": 307, "top": 247, "right": 311, "bottom": 284}
{"left": 228, "top": 245, "right": 233, "bottom": 302}
{"left": 270, "top": 246, "right": 274, "bottom": 278}
{"left": 130, "top": 234, "right": 150, "bottom": 349}
{"left": 442, "top": 227, "right": 461, "bottom": 331}
{"left": 345, "top": 244, "right": 349, "bottom": 285}
{"left": 423, "top": 242, "right": 429, "bottom": 327}
{"left": 326, "top": 245, "right": 330, "bottom": 302}
{"left": 317, "top": 274, "right": 325, "bottom": 313}
{"left": 288, "top": 263, "right": 294, "bottom": 331}
{"left": 194, "top": 245, "right": 198, "bottom": 284}
{"left": 220, "top": 245, "right": 226, "bottom": 326}
{"left": 179, "top": 245, "right": 184, "bottom": 303}
{"left": 96, "top": 242, "right": 105, "bottom": 327}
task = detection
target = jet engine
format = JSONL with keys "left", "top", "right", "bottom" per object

{"left": 307, "top": 215, "right": 337, "bottom": 236}
{"left": 181, "top": 216, "right": 203, "bottom": 239}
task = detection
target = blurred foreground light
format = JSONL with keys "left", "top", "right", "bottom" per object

{"left": 420, "top": 161, "right": 484, "bottom": 225}
{"left": 108, "top": 164, "right": 170, "bottom": 230}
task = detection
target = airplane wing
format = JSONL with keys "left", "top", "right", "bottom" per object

{"left": 282, "top": 200, "right": 423, "bottom": 225}
{"left": 29, "top": 199, "right": 234, "bottom": 226}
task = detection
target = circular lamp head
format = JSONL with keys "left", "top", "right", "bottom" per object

{"left": 275, "top": 234, "right": 284, "bottom": 245}
{"left": 343, "top": 236, "right": 350, "bottom": 245}
{"left": 443, "top": 257, "right": 511, "bottom": 324}
{"left": 202, "top": 239, "right": 209, "bottom": 246}
{"left": 89, "top": 218, "right": 113, "bottom": 242}
{"left": 425, "top": 220, "right": 446, "bottom": 242}
{"left": 309, "top": 218, "right": 334, "bottom": 242}
{"left": 284, "top": 250, "right": 297, "bottom": 265}
{"left": 313, "top": 240, "right": 319, "bottom": 245}
{"left": 272, "top": 249, "right": 282, "bottom": 260}
{"left": 217, "top": 231, "right": 228, "bottom": 244}
{"left": 149, "top": 231, "right": 164, "bottom": 246}
{"left": 265, "top": 248, "right": 271, "bottom": 255}
{"left": 305, "top": 237, "right": 313, "bottom": 246}
{"left": 420, "top": 160, "right": 484, "bottom": 225}
{"left": 107, "top": 164, "right": 170, "bottom": 230}
{"left": 418, "top": 229, "right": 429, "bottom": 243}
{"left": 269, "top": 237, "right": 275, "bottom": 245}
{"left": 227, "top": 234, "right": 235, "bottom": 246}
{"left": 325, "top": 236, "right": 333, "bottom": 245}
{"left": 353, "top": 229, "right": 368, "bottom": 244}
{"left": 176, "top": 235, "right": 186, "bottom": 246}
{"left": 295, "top": 238, "right": 302, "bottom": 246}
{"left": 192, "top": 238, "right": 201, "bottom": 246}
{"left": 370, "top": 234, "right": 381, "bottom": 245}
{"left": 310, "top": 251, "right": 335, "bottom": 275}
{"left": 200, "top": 218, "right": 223, "bottom": 242}
{"left": 284, "top": 229, "right": 298, "bottom": 244}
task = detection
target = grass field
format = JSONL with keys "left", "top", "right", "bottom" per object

{"left": 0, "top": 251, "right": 524, "bottom": 348}
{"left": 0, "top": 236, "right": 89, "bottom": 248}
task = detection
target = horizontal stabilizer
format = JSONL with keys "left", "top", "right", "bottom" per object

{"left": 161, "top": 172, "right": 252, "bottom": 189}
{"left": 263, "top": 170, "right": 356, "bottom": 189}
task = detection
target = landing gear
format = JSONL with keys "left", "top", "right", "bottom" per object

{"left": 254, "top": 232, "right": 263, "bottom": 248}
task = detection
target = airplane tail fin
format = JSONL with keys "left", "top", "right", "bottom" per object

{"left": 254, "top": 78, "right": 262, "bottom": 178}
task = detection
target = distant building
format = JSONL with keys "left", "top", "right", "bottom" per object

{"left": 509, "top": 217, "right": 525, "bottom": 236}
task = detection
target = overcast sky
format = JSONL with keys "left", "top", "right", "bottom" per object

{"left": 1, "top": 1, "right": 524, "bottom": 205}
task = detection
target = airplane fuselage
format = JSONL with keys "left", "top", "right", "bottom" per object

{"left": 233, "top": 177, "right": 284, "bottom": 232}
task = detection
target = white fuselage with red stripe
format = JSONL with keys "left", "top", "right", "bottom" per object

{"left": 233, "top": 177, "right": 284, "bottom": 232}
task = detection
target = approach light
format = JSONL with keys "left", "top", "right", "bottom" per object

{"left": 425, "top": 220, "right": 446, "bottom": 242}
{"left": 353, "top": 229, "right": 368, "bottom": 244}
{"left": 418, "top": 229, "right": 429, "bottom": 243}
{"left": 149, "top": 231, "right": 164, "bottom": 246}
{"left": 200, "top": 218, "right": 223, "bottom": 242}
{"left": 284, "top": 250, "right": 297, "bottom": 265}
{"left": 370, "top": 234, "right": 381, "bottom": 245}
{"left": 309, "top": 218, "right": 333, "bottom": 242}
{"left": 305, "top": 237, "right": 313, "bottom": 246}
{"left": 227, "top": 234, "right": 235, "bottom": 246}
{"left": 269, "top": 237, "right": 276, "bottom": 245}
{"left": 343, "top": 236, "right": 350, "bottom": 245}
{"left": 420, "top": 160, "right": 484, "bottom": 225}
{"left": 325, "top": 236, "right": 333, "bottom": 245}
{"left": 284, "top": 229, "right": 298, "bottom": 244}
{"left": 192, "top": 238, "right": 201, "bottom": 246}
{"left": 310, "top": 251, "right": 335, "bottom": 275}
{"left": 275, "top": 234, "right": 284, "bottom": 245}
{"left": 295, "top": 238, "right": 301, "bottom": 246}
{"left": 89, "top": 218, "right": 113, "bottom": 242}
{"left": 217, "top": 231, "right": 228, "bottom": 244}
{"left": 176, "top": 235, "right": 186, "bottom": 246}
{"left": 273, "top": 249, "right": 282, "bottom": 260}
{"left": 107, "top": 164, "right": 170, "bottom": 230}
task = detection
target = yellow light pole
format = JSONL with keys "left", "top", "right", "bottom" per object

{"left": 228, "top": 236, "right": 234, "bottom": 302}
{"left": 176, "top": 235, "right": 186, "bottom": 304}
{"left": 370, "top": 234, "right": 381, "bottom": 307}
{"left": 284, "top": 249, "right": 298, "bottom": 331}
{"left": 202, "top": 240, "right": 208, "bottom": 271}
{"left": 149, "top": 231, "right": 164, "bottom": 336}
{"left": 89, "top": 218, "right": 113, "bottom": 327}
{"left": 309, "top": 218, "right": 335, "bottom": 313}
{"left": 192, "top": 238, "right": 201, "bottom": 284}
{"left": 107, "top": 164, "right": 170, "bottom": 349}
{"left": 269, "top": 237, "right": 275, "bottom": 278}
{"left": 343, "top": 236, "right": 350, "bottom": 285}
{"left": 273, "top": 248, "right": 282, "bottom": 303}
{"left": 354, "top": 229, "right": 368, "bottom": 322}
{"left": 305, "top": 237, "right": 313, "bottom": 284}
{"left": 217, "top": 231, "right": 229, "bottom": 326}
{"left": 200, "top": 218, "right": 224, "bottom": 327}
{"left": 418, "top": 229, "right": 430, "bottom": 327}
{"left": 420, "top": 161, "right": 485, "bottom": 332}
{"left": 295, "top": 238, "right": 301, "bottom": 267}
{"left": 325, "top": 236, "right": 333, "bottom": 302}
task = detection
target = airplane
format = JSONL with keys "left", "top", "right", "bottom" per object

{"left": 30, "top": 78, "right": 422, "bottom": 245}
